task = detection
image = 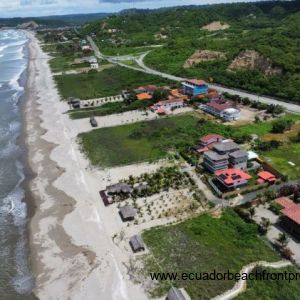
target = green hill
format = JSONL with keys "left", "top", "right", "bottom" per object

{"left": 82, "top": 1, "right": 300, "bottom": 102}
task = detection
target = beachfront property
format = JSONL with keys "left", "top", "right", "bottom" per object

{"left": 90, "top": 62, "right": 99, "bottom": 69}
{"left": 119, "top": 205, "right": 136, "bottom": 222}
{"left": 215, "top": 168, "right": 252, "bottom": 190}
{"left": 129, "top": 235, "right": 145, "bottom": 253}
{"left": 213, "top": 140, "right": 240, "bottom": 155}
{"left": 257, "top": 171, "right": 277, "bottom": 184}
{"left": 107, "top": 183, "right": 133, "bottom": 194}
{"left": 150, "top": 98, "right": 184, "bottom": 114}
{"left": 135, "top": 85, "right": 158, "bottom": 95}
{"left": 170, "top": 88, "right": 188, "bottom": 101}
{"left": 203, "top": 151, "right": 229, "bottom": 173}
{"left": 100, "top": 183, "right": 133, "bottom": 206}
{"left": 181, "top": 79, "right": 209, "bottom": 96}
{"left": 203, "top": 140, "right": 247, "bottom": 172}
{"left": 196, "top": 134, "right": 224, "bottom": 153}
{"left": 229, "top": 150, "right": 248, "bottom": 170}
{"left": 276, "top": 197, "right": 300, "bottom": 238}
{"left": 137, "top": 92, "right": 152, "bottom": 101}
{"left": 200, "top": 100, "right": 240, "bottom": 121}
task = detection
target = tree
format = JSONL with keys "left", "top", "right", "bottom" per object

{"left": 152, "top": 89, "right": 169, "bottom": 101}
{"left": 271, "top": 119, "right": 295, "bottom": 133}
{"left": 277, "top": 233, "right": 289, "bottom": 248}
{"left": 249, "top": 207, "right": 255, "bottom": 220}
{"left": 260, "top": 217, "right": 271, "bottom": 234}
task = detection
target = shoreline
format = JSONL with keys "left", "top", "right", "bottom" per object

{"left": 23, "top": 31, "right": 148, "bottom": 300}
{"left": 24, "top": 31, "right": 96, "bottom": 298}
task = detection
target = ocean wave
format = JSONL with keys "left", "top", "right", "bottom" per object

{"left": 4, "top": 46, "right": 26, "bottom": 62}
{"left": 0, "top": 161, "right": 26, "bottom": 225}
{"left": 0, "top": 44, "right": 8, "bottom": 52}
{"left": 0, "top": 139, "right": 20, "bottom": 159}
{"left": 6, "top": 40, "right": 27, "bottom": 48}
{"left": 9, "top": 68, "right": 26, "bottom": 92}
{"left": 0, "top": 120, "right": 21, "bottom": 143}
{"left": 12, "top": 235, "right": 34, "bottom": 295}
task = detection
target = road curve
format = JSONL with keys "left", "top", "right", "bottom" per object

{"left": 88, "top": 36, "right": 300, "bottom": 114}
{"left": 213, "top": 260, "right": 292, "bottom": 300}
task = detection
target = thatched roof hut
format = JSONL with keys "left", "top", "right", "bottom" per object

{"left": 129, "top": 235, "right": 145, "bottom": 252}
{"left": 119, "top": 205, "right": 136, "bottom": 221}
{"left": 107, "top": 183, "right": 133, "bottom": 194}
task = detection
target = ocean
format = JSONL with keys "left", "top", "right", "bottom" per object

{"left": 0, "top": 30, "right": 35, "bottom": 299}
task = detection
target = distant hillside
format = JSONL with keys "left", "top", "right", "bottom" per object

{"left": 82, "top": 0, "right": 300, "bottom": 103}
{"left": 0, "top": 12, "right": 110, "bottom": 29}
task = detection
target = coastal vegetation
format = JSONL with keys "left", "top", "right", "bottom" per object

{"left": 235, "top": 266, "right": 300, "bottom": 299}
{"left": 142, "top": 209, "right": 279, "bottom": 299}
{"left": 78, "top": 113, "right": 300, "bottom": 167}
{"left": 55, "top": 66, "right": 172, "bottom": 99}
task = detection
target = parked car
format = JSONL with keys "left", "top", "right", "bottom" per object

{"left": 68, "top": 98, "right": 81, "bottom": 109}
{"left": 90, "top": 116, "right": 98, "bottom": 127}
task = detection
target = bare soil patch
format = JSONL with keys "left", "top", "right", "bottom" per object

{"left": 201, "top": 21, "right": 230, "bottom": 31}
{"left": 228, "top": 50, "right": 282, "bottom": 76}
{"left": 184, "top": 49, "right": 226, "bottom": 68}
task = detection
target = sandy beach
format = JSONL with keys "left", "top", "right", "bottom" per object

{"left": 24, "top": 31, "right": 150, "bottom": 300}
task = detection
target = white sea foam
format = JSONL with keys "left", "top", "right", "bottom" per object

{"left": 0, "top": 29, "right": 33, "bottom": 298}
{"left": 12, "top": 235, "right": 34, "bottom": 295}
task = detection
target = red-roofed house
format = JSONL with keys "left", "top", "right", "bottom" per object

{"left": 215, "top": 168, "right": 252, "bottom": 190}
{"left": 275, "top": 197, "right": 295, "bottom": 210}
{"left": 136, "top": 85, "right": 158, "bottom": 94}
{"left": 137, "top": 93, "right": 152, "bottom": 101}
{"left": 257, "top": 171, "right": 277, "bottom": 184}
{"left": 275, "top": 197, "right": 300, "bottom": 237}
{"left": 170, "top": 89, "right": 188, "bottom": 101}
{"left": 196, "top": 134, "right": 224, "bottom": 153}
{"left": 200, "top": 100, "right": 240, "bottom": 121}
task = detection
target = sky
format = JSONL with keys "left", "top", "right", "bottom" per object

{"left": 0, "top": 0, "right": 259, "bottom": 18}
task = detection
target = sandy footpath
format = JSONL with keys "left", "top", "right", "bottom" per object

{"left": 24, "top": 31, "right": 148, "bottom": 300}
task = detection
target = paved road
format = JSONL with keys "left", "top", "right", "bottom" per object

{"left": 213, "top": 260, "right": 292, "bottom": 300}
{"left": 88, "top": 36, "right": 300, "bottom": 114}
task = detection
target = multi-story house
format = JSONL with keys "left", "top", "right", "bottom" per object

{"left": 181, "top": 79, "right": 208, "bottom": 96}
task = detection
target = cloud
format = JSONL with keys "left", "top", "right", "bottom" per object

{"left": 0, "top": 0, "right": 257, "bottom": 18}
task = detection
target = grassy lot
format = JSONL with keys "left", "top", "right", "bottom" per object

{"left": 236, "top": 114, "right": 300, "bottom": 137}
{"left": 142, "top": 209, "right": 279, "bottom": 299}
{"left": 78, "top": 114, "right": 239, "bottom": 167}
{"left": 55, "top": 66, "right": 173, "bottom": 100}
{"left": 262, "top": 142, "right": 300, "bottom": 180}
{"left": 78, "top": 114, "right": 199, "bottom": 167}
{"left": 236, "top": 266, "right": 300, "bottom": 300}
{"left": 78, "top": 113, "right": 300, "bottom": 167}
{"left": 49, "top": 55, "right": 89, "bottom": 73}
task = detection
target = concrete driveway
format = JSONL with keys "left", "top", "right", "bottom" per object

{"left": 254, "top": 205, "right": 300, "bottom": 265}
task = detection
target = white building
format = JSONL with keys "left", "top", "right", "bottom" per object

{"left": 90, "top": 63, "right": 99, "bottom": 69}
{"left": 220, "top": 108, "right": 241, "bottom": 121}
{"left": 200, "top": 102, "right": 240, "bottom": 121}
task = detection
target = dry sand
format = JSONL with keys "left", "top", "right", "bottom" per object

{"left": 24, "top": 31, "right": 149, "bottom": 300}
{"left": 71, "top": 107, "right": 193, "bottom": 135}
